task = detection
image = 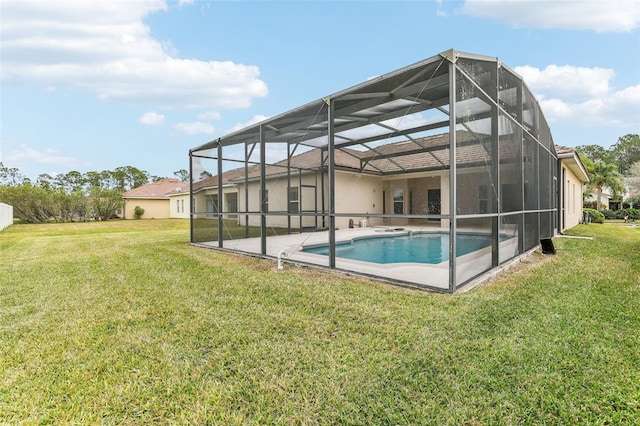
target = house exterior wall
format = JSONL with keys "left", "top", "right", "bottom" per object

{"left": 238, "top": 173, "right": 328, "bottom": 229}
{"left": 192, "top": 186, "right": 239, "bottom": 219}
{"left": 561, "top": 162, "right": 584, "bottom": 230}
{"left": 123, "top": 198, "right": 170, "bottom": 219}
{"left": 584, "top": 189, "right": 612, "bottom": 209}
{"left": 334, "top": 172, "right": 384, "bottom": 229}
{"left": 169, "top": 193, "right": 191, "bottom": 219}
{"left": 237, "top": 171, "right": 453, "bottom": 230}
{"left": 382, "top": 171, "right": 449, "bottom": 228}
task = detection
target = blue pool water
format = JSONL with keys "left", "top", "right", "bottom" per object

{"left": 302, "top": 232, "right": 506, "bottom": 264}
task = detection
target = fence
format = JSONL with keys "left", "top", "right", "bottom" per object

{"left": 0, "top": 203, "right": 13, "bottom": 231}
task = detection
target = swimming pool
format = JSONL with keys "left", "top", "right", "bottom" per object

{"left": 302, "top": 232, "right": 508, "bottom": 264}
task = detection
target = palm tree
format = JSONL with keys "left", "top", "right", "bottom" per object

{"left": 588, "top": 160, "right": 625, "bottom": 210}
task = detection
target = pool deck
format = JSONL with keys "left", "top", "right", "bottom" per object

{"left": 196, "top": 225, "right": 518, "bottom": 291}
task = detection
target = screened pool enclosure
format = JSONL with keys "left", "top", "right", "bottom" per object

{"left": 189, "top": 49, "right": 558, "bottom": 292}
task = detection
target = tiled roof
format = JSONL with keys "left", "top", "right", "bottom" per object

{"left": 188, "top": 167, "right": 253, "bottom": 193}
{"left": 123, "top": 178, "right": 188, "bottom": 199}
{"left": 555, "top": 145, "right": 577, "bottom": 156}
{"left": 194, "top": 132, "right": 567, "bottom": 187}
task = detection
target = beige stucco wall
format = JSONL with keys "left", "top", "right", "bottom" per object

{"left": 192, "top": 186, "right": 239, "bottom": 220}
{"left": 561, "top": 163, "right": 585, "bottom": 230}
{"left": 382, "top": 171, "right": 449, "bottom": 229}
{"left": 238, "top": 173, "right": 329, "bottom": 228}
{"left": 123, "top": 198, "right": 170, "bottom": 219}
{"left": 334, "top": 172, "right": 384, "bottom": 229}
{"left": 237, "top": 170, "right": 451, "bottom": 230}
{"left": 236, "top": 171, "right": 386, "bottom": 229}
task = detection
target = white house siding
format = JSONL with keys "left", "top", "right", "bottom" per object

{"left": 169, "top": 193, "right": 191, "bottom": 219}
{"left": 0, "top": 203, "right": 13, "bottom": 231}
{"left": 561, "top": 163, "right": 585, "bottom": 230}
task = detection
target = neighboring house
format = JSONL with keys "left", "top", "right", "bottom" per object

{"left": 623, "top": 176, "right": 639, "bottom": 207}
{"left": 556, "top": 146, "right": 589, "bottom": 230}
{"left": 584, "top": 187, "right": 616, "bottom": 210}
{"left": 122, "top": 178, "right": 188, "bottom": 219}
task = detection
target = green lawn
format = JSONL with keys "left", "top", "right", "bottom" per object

{"left": 1, "top": 219, "right": 638, "bottom": 424}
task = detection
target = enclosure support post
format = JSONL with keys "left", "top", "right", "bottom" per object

{"left": 189, "top": 149, "right": 194, "bottom": 243}
{"left": 260, "top": 126, "right": 267, "bottom": 255}
{"left": 491, "top": 64, "right": 500, "bottom": 268}
{"left": 326, "top": 98, "right": 336, "bottom": 269}
{"left": 321, "top": 149, "right": 326, "bottom": 229}
{"left": 217, "top": 141, "right": 223, "bottom": 248}
{"left": 518, "top": 80, "right": 525, "bottom": 255}
{"left": 448, "top": 61, "right": 457, "bottom": 293}
{"left": 244, "top": 143, "right": 250, "bottom": 238}
{"left": 287, "top": 142, "right": 292, "bottom": 233}
{"left": 298, "top": 169, "right": 303, "bottom": 232}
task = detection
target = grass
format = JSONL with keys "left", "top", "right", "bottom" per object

{"left": 1, "top": 219, "right": 638, "bottom": 424}
{"left": 192, "top": 218, "right": 293, "bottom": 243}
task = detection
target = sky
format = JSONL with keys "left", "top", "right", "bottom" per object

{"left": 1, "top": 0, "right": 639, "bottom": 181}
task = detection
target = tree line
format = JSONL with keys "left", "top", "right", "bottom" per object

{"left": 2, "top": 134, "right": 639, "bottom": 223}
{"left": 577, "top": 133, "right": 640, "bottom": 210}
{"left": 0, "top": 164, "right": 164, "bottom": 223}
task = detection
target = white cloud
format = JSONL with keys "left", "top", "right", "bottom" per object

{"left": 174, "top": 122, "right": 215, "bottom": 136}
{"left": 0, "top": 1, "right": 268, "bottom": 109}
{"left": 516, "top": 64, "right": 640, "bottom": 127}
{"left": 5, "top": 144, "right": 76, "bottom": 166}
{"left": 228, "top": 115, "right": 271, "bottom": 133}
{"left": 197, "top": 111, "right": 222, "bottom": 121}
{"left": 461, "top": 0, "right": 640, "bottom": 32}
{"left": 139, "top": 111, "right": 165, "bottom": 126}
{"left": 514, "top": 65, "right": 614, "bottom": 99}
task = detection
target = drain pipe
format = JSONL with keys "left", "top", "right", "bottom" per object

{"left": 277, "top": 251, "right": 289, "bottom": 270}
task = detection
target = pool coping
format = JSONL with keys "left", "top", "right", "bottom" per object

{"left": 195, "top": 225, "right": 523, "bottom": 291}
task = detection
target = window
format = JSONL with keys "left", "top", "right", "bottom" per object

{"left": 177, "top": 200, "right": 180, "bottom": 213}
{"left": 393, "top": 188, "right": 404, "bottom": 214}
{"left": 382, "top": 191, "right": 386, "bottom": 215}
{"left": 181, "top": 199, "right": 184, "bottom": 213}
{"left": 288, "top": 187, "right": 299, "bottom": 213}
{"left": 479, "top": 185, "right": 488, "bottom": 214}
{"left": 192, "top": 198, "right": 196, "bottom": 212}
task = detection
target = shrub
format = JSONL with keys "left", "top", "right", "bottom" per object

{"left": 584, "top": 208, "right": 604, "bottom": 224}
{"left": 134, "top": 205, "right": 145, "bottom": 219}
{"left": 601, "top": 208, "right": 640, "bottom": 220}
